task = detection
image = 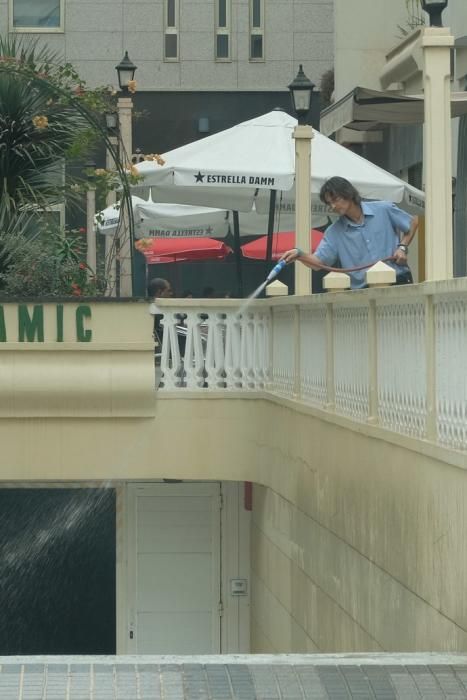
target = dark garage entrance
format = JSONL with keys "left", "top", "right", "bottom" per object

{"left": 0, "top": 488, "right": 115, "bottom": 655}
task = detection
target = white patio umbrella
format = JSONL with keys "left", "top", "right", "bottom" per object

{"left": 254, "top": 127, "right": 424, "bottom": 216}
{"left": 133, "top": 202, "right": 230, "bottom": 239}
{"left": 135, "top": 110, "right": 296, "bottom": 212}
{"left": 95, "top": 196, "right": 146, "bottom": 236}
{"left": 134, "top": 109, "right": 425, "bottom": 215}
{"left": 95, "top": 198, "right": 230, "bottom": 239}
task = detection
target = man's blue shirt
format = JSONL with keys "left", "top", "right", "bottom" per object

{"left": 315, "top": 201, "right": 412, "bottom": 288}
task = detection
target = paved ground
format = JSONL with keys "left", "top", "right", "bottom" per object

{"left": 1, "top": 654, "right": 467, "bottom": 699}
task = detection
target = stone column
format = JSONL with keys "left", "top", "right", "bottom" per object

{"left": 117, "top": 96, "right": 134, "bottom": 297}
{"left": 422, "top": 27, "right": 454, "bottom": 280}
{"left": 293, "top": 125, "right": 313, "bottom": 296}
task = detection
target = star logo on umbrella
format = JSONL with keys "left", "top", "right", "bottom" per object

{"left": 194, "top": 171, "right": 205, "bottom": 183}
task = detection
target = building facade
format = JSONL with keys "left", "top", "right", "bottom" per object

{"left": 327, "top": 0, "right": 467, "bottom": 277}
{"left": 2, "top": 0, "right": 334, "bottom": 150}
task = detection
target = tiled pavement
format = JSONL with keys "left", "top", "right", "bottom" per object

{"left": 1, "top": 654, "right": 467, "bottom": 699}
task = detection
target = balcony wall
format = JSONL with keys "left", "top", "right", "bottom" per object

{"left": 154, "top": 279, "right": 467, "bottom": 652}
{"left": 0, "top": 283, "right": 465, "bottom": 653}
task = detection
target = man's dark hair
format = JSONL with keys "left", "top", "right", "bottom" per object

{"left": 147, "top": 277, "right": 169, "bottom": 298}
{"left": 319, "top": 177, "right": 361, "bottom": 205}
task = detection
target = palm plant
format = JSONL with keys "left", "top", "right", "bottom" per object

{"left": 0, "top": 35, "right": 93, "bottom": 216}
{"left": 0, "top": 36, "right": 137, "bottom": 296}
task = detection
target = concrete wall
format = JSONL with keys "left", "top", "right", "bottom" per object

{"left": 334, "top": 0, "right": 408, "bottom": 99}
{"left": 248, "top": 400, "right": 467, "bottom": 653}
{"left": 445, "top": 4, "right": 467, "bottom": 43}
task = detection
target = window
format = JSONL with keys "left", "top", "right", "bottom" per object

{"left": 164, "top": 0, "right": 179, "bottom": 61}
{"left": 249, "top": 0, "right": 264, "bottom": 61}
{"left": 10, "top": 0, "right": 64, "bottom": 31}
{"left": 215, "top": 0, "right": 231, "bottom": 61}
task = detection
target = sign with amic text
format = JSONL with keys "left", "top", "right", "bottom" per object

{"left": 0, "top": 304, "right": 92, "bottom": 343}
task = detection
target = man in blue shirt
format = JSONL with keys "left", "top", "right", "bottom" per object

{"left": 282, "top": 177, "right": 419, "bottom": 289}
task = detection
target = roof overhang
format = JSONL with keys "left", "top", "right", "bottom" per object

{"left": 320, "top": 87, "right": 467, "bottom": 137}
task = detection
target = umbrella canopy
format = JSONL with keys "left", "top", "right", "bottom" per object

{"left": 135, "top": 110, "right": 295, "bottom": 212}
{"left": 95, "top": 196, "right": 146, "bottom": 235}
{"left": 134, "top": 202, "right": 229, "bottom": 239}
{"left": 254, "top": 124, "right": 425, "bottom": 215}
{"left": 96, "top": 198, "right": 230, "bottom": 239}
{"left": 241, "top": 230, "right": 324, "bottom": 260}
{"left": 135, "top": 110, "right": 425, "bottom": 215}
{"left": 239, "top": 204, "right": 334, "bottom": 236}
{"left": 135, "top": 237, "right": 232, "bottom": 264}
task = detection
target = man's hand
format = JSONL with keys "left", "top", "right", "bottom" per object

{"left": 280, "top": 248, "right": 301, "bottom": 264}
{"left": 393, "top": 247, "right": 408, "bottom": 266}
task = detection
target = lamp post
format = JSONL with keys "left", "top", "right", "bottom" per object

{"left": 104, "top": 112, "right": 118, "bottom": 204}
{"left": 115, "top": 51, "right": 137, "bottom": 296}
{"left": 85, "top": 161, "right": 97, "bottom": 274}
{"left": 420, "top": 0, "right": 453, "bottom": 279}
{"left": 288, "top": 65, "right": 315, "bottom": 295}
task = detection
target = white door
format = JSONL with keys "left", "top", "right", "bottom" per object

{"left": 127, "top": 482, "right": 221, "bottom": 654}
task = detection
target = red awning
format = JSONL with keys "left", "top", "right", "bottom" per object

{"left": 241, "top": 230, "right": 324, "bottom": 260}
{"left": 136, "top": 237, "right": 233, "bottom": 263}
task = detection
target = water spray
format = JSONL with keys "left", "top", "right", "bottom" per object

{"left": 236, "top": 258, "right": 289, "bottom": 316}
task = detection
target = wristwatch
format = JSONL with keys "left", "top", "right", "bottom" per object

{"left": 398, "top": 244, "right": 409, "bottom": 253}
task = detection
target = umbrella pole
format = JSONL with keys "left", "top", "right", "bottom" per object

{"left": 233, "top": 211, "right": 243, "bottom": 298}
{"left": 265, "top": 189, "right": 277, "bottom": 262}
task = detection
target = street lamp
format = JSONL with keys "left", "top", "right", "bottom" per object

{"left": 289, "top": 66, "right": 314, "bottom": 295}
{"left": 104, "top": 111, "right": 118, "bottom": 132}
{"left": 421, "top": 0, "right": 448, "bottom": 28}
{"left": 288, "top": 65, "right": 315, "bottom": 125}
{"left": 115, "top": 51, "right": 137, "bottom": 296}
{"left": 115, "top": 51, "right": 137, "bottom": 93}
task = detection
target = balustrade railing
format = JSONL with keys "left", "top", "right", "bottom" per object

{"left": 152, "top": 279, "right": 467, "bottom": 452}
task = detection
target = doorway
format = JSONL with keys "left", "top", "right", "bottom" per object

{"left": 125, "top": 482, "right": 222, "bottom": 654}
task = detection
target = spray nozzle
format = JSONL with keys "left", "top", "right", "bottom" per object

{"left": 266, "top": 258, "right": 287, "bottom": 282}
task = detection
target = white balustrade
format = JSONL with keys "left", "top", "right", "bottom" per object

{"left": 377, "top": 299, "right": 427, "bottom": 437}
{"left": 156, "top": 305, "right": 271, "bottom": 392}
{"left": 299, "top": 305, "right": 327, "bottom": 406}
{"left": 152, "top": 279, "right": 467, "bottom": 453}
{"left": 159, "top": 311, "right": 184, "bottom": 390}
{"left": 435, "top": 295, "right": 467, "bottom": 450}
{"left": 333, "top": 303, "right": 369, "bottom": 420}
{"left": 268, "top": 306, "right": 296, "bottom": 396}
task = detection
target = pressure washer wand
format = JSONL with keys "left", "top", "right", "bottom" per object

{"left": 265, "top": 258, "right": 287, "bottom": 282}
